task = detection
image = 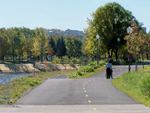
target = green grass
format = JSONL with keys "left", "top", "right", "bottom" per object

{"left": 67, "top": 66, "right": 106, "bottom": 79}
{"left": 67, "top": 61, "right": 106, "bottom": 79}
{"left": 0, "top": 70, "right": 74, "bottom": 105}
{"left": 140, "top": 65, "right": 150, "bottom": 73}
{"left": 112, "top": 66, "right": 150, "bottom": 107}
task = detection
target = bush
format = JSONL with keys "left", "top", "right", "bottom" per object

{"left": 89, "top": 62, "right": 97, "bottom": 67}
{"left": 84, "top": 66, "right": 94, "bottom": 72}
{"left": 93, "top": 65, "right": 99, "bottom": 69}
{"left": 67, "top": 61, "right": 106, "bottom": 78}
{"left": 46, "top": 67, "right": 51, "bottom": 72}
{"left": 76, "top": 71, "right": 85, "bottom": 76}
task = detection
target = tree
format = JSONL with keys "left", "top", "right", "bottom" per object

{"left": 124, "top": 22, "right": 145, "bottom": 70}
{"left": 45, "top": 47, "right": 55, "bottom": 61}
{"left": 60, "top": 37, "right": 67, "bottom": 56}
{"left": 7, "top": 28, "right": 18, "bottom": 62}
{"left": 56, "top": 36, "right": 67, "bottom": 57}
{"left": 145, "top": 35, "right": 150, "bottom": 59}
{"left": 65, "top": 35, "right": 82, "bottom": 58}
{"left": 49, "top": 37, "right": 56, "bottom": 54}
{"left": 14, "top": 28, "right": 26, "bottom": 62}
{"left": 62, "top": 55, "right": 69, "bottom": 70}
{"left": 86, "top": 2, "right": 134, "bottom": 61}
{"left": 56, "top": 37, "right": 61, "bottom": 57}
{"left": 23, "top": 28, "right": 34, "bottom": 61}
{"left": 35, "top": 28, "right": 48, "bottom": 63}
{"left": 0, "top": 28, "right": 11, "bottom": 62}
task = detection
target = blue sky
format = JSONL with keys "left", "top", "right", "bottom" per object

{"left": 0, "top": 0, "right": 150, "bottom": 32}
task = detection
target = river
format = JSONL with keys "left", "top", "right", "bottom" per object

{"left": 0, "top": 73, "right": 33, "bottom": 84}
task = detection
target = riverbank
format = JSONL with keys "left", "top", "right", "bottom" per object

{"left": 0, "top": 63, "right": 80, "bottom": 73}
{"left": 0, "top": 70, "right": 75, "bottom": 105}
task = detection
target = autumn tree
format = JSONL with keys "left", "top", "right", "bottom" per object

{"left": 145, "top": 35, "right": 150, "bottom": 59}
{"left": 124, "top": 22, "right": 145, "bottom": 70}
{"left": 35, "top": 28, "right": 48, "bottom": 63}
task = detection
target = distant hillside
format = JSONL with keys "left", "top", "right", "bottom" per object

{"left": 45, "top": 29, "right": 87, "bottom": 40}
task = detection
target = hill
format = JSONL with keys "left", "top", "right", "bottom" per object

{"left": 45, "top": 29, "right": 86, "bottom": 40}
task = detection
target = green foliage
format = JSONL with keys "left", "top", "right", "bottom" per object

{"left": 84, "top": 66, "right": 94, "bottom": 72}
{"left": 0, "top": 26, "right": 84, "bottom": 62}
{"left": 49, "top": 37, "right": 56, "bottom": 54}
{"left": 85, "top": 2, "right": 134, "bottom": 59}
{"left": 71, "top": 57, "right": 78, "bottom": 64}
{"left": 65, "top": 35, "right": 82, "bottom": 58}
{"left": 35, "top": 28, "right": 48, "bottom": 62}
{"left": 52, "top": 55, "right": 61, "bottom": 64}
{"left": 141, "top": 77, "right": 150, "bottom": 98}
{"left": 0, "top": 70, "right": 74, "bottom": 105}
{"left": 112, "top": 66, "right": 150, "bottom": 107}
{"left": 62, "top": 55, "right": 69, "bottom": 63}
{"left": 68, "top": 61, "right": 106, "bottom": 78}
{"left": 46, "top": 67, "right": 51, "bottom": 72}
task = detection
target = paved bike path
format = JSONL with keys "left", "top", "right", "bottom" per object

{"left": 0, "top": 65, "right": 150, "bottom": 113}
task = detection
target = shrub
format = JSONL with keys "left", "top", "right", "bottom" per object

{"left": 28, "top": 75, "right": 33, "bottom": 77}
{"left": 141, "top": 76, "right": 150, "bottom": 98}
{"left": 89, "top": 62, "right": 96, "bottom": 67}
{"left": 67, "top": 60, "right": 106, "bottom": 78}
{"left": 84, "top": 66, "right": 94, "bottom": 72}
{"left": 46, "top": 67, "right": 51, "bottom": 72}
{"left": 76, "top": 71, "right": 84, "bottom": 76}
{"left": 93, "top": 65, "right": 99, "bottom": 69}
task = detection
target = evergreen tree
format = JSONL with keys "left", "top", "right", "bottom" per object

{"left": 49, "top": 37, "right": 56, "bottom": 54}
{"left": 56, "top": 36, "right": 67, "bottom": 57}
{"left": 60, "top": 36, "right": 67, "bottom": 56}
{"left": 56, "top": 38, "right": 61, "bottom": 57}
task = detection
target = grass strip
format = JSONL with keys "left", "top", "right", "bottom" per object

{"left": 112, "top": 66, "right": 150, "bottom": 107}
{"left": 67, "top": 66, "right": 106, "bottom": 79}
{"left": 0, "top": 70, "right": 74, "bottom": 105}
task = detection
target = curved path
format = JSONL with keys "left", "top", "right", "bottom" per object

{"left": 1, "top": 65, "right": 150, "bottom": 113}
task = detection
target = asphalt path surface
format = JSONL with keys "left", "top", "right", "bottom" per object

{"left": 1, "top": 65, "right": 150, "bottom": 113}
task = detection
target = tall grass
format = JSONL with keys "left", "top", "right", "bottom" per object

{"left": 112, "top": 66, "right": 150, "bottom": 107}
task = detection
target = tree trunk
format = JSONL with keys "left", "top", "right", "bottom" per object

{"left": 2, "top": 55, "right": 4, "bottom": 63}
{"left": 108, "top": 50, "right": 110, "bottom": 58}
{"left": 108, "top": 49, "right": 113, "bottom": 58}
{"left": 18, "top": 56, "right": 20, "bottom": 63}
{"left": 111, "top": 50, "right": 113, "bottom": 58}
{"left": 146, "top": 53, "right": 148, "bottom": 60}
{"left": 29, "top": 52, "right": 31, "bottom": 62}
{"left": 12, "top": 50, "right": 14, "bottom": 62}
{"left": 38, "top": 56, "right": 40, "bottom": 61}
{"left": 13, "top": 54, "right": 14, "bottom": 62}
{"left": 41, "top": 56, "right": 43, "bottom": 63}
{"left": 115, "top": 51, "right": 118, "bottom": 62}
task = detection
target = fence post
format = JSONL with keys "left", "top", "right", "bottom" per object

{"left": 9, "top": 75, "right": 11, "bottom": 105}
